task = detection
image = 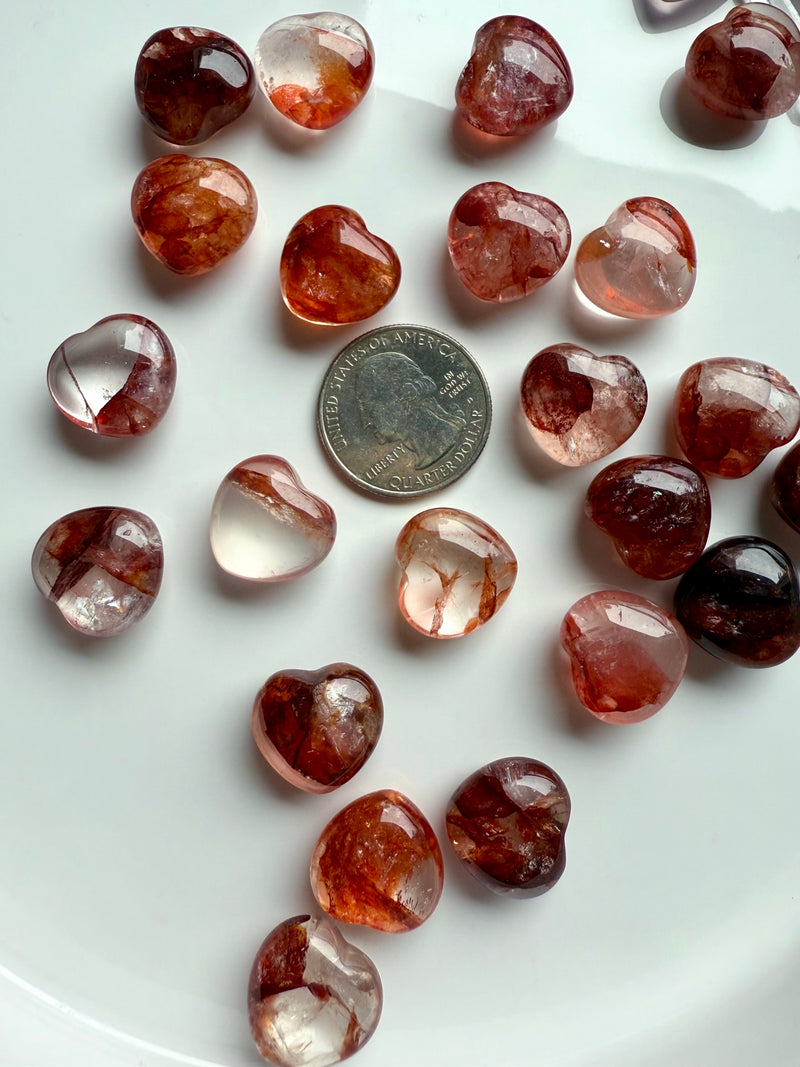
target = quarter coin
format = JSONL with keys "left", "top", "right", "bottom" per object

{"left": 317, "top": 324, "right": 492, "bottom": 498}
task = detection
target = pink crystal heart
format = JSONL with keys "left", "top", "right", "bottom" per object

{"left": 395, "top": 507, "right": 517, "bottom": 638}
{"left": 310, "top": 789, "right": 444, "bottom": 932}
{"left": 455, "top": 15, "right": 573, "bottom": 136}
{"left": 560, "top": 591, "right": 689, "bottom": 724}
{"left": 520, "top": 343, "right": 647, "bottom": 466}
{"left": 248, "top": 914, "right": 382, "bottom": 1066}
{"left": 448, "top": 182, "right": 570, "bottom": 302}
{"left": 31, "top": 506, "right": 164, "bottom": 637}
{"left": 280, "top": 205, "right": 401, "bottom": 325}
{"left": 673, "top": 357, "right": 800, "bottom": 478}
{"left": 47, "top": 314, "right": 176, "bottom": 437}
{"left": 252, "top": 664, "right": 383, "bottom": 793}
{"left": 574, "top": 197, "right": 696, "bottom": 319}
{"left": 209, "top": 455, "right": 336, "bottom": 581}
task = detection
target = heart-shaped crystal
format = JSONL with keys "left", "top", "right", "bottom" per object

{"left": 210, "top": 456, "right": 336, "bottom": 581}
{"left": 131, "top": 154, "right": 257, "bottom": 275}
{"left": 455, "top": 16, "right": 573, "bottom": 136}
{"left": 254, "top": 13, "right": 374, "bottom": 130}
{"left": 252, "top": 664, "right": 383, "bottom": 793}
{"left": 574, "top": 197, "right": 696, "bottom": 318}
{"left": 310, "top": 789, "right": 444, "bottom": 933}
{"left": 248, "top": 914, "right": 382, "bottom": 1067}
{"left": 520, "top": 343, "right": 647, "bottom": 466}
{"left": 280, "top": 205, "right": 400, "bottom": 325}
{"left": 448, "top": 182, "right": 570, "bottom": 302}
{"left": 561, "top": 591, "right": 689, "bottom": 724}
{"left": 47, "top": 314, "right": 176, "bottom": 437}
{"left": 395, "top": 507, "right": 517, "bottom": 638}
{"left": 32, "top": 506, "right": 164, "bottom": 637}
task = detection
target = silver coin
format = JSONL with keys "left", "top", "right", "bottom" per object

{"left": 317, "top": 324, "right": 492, "bottom": 498}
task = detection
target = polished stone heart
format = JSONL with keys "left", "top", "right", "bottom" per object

{"left": 131, "top": 154, "right": 257, "bottom": 275}
{"left": 248, "top": 914, "right": 382, "bottom": 1067}
{"left": 252, "top": 664, "right": 383, "bottom": 793}
{"left": 674, "top": 357, "right": 800, "bottom": 478}
{"left": 574, "top": 197, "right": 696, "bottom": 319}
{"left": 32, "top": 507, "right": 163, "bottom": 637}
{"left": 561, "top": 591, "right": 688, "bottom": 724}
{"left": 521, "top": 343, "right": 647, "bottom": 466}
{"left": 47, "top": 314, "right": 176, "bottom": 437}
{"left": 586, "top": 454, "right": 711, "bottom": 579}
{"left": 135, "top": 27, "right": 255, "bottom": 145}
{"left": 448, "top": 182, "right": 570, "bottom": 302}
{"left": 255, "top": 13, "right": 374, "bottom": 130}
{"left": 446, "top": 757, "right": 571, "bottom": 897}
{"left": 280, "top": 205, "right": 400, "bottom": 324}
{"left": 395, "top": 507, "right": 517, "bottom": 638}
{"left": 455, "top": 15, "right": 573, "bottom": 135}
{"left": 310, "top": 789, "right": 444, "bottom": 932}
{"left": 209, "top": 455, "right": 336, "bottom": 581}
{"left": 685, "top": 5, "right": 800, "bottom": 120}
{"left": 674, "top": 537, "right": 800, "bottom": 667}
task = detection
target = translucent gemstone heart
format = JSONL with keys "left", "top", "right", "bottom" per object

{"left": 310, "top": 789, "right": 444, "bottom": 933}
{"left": 448, "top": 182, "right": 570, "bottom": 302}
{"left": 520, "top": 343, "right": 647, "bottom": 466}
{"left": 455, "top": 16, "right": 573, "bottom": 136}
{"left": 248, "top": 914, "right": 382, "bottom": 1067}
{"left": 673, "top": 357, "right": 800, "bottom": 478}
{"left": 280, "top": 206, "right": 400, "bottom": 325}
{"left": 252, "top": 664, "right": 383, "bottom": 793}
{"left": 395, "top": 508, "right": 517, "bottom": 638}
{"left": 47, "top": 314, "right": 176, "bottom": 437}
{"left": 685, "top": 5, "right": 800, "bottom": 120}
{"left": 31, "top": 507, "right": 163, "bottom": 637}
{"left": 209, "top": 456, "right": 336, "bottom": 581}
{"left": 771, "top": 441, "right": 800, "bottom": 534}
{"left": 446, "top": 757, "right": 571, "bottom": 897}
{"left": 254, "top": 13, "right": 374, "bottom": 130}
{"left": 134, "top": 27, "right": 255, "bottom": 145}
{"left": 574, "top": 197, "right": 696, "bottom": 318}
{"left": 561, "top": 591, "right": 689, "bottom": 724}
{"left": 586, "top": 455, "right": 711, "bottom": 579}
{"left": 131, "top": 154, "right": 257, "bottom": 275}
{"left": 674, "top": 537, "right": 800, "bottom": 667}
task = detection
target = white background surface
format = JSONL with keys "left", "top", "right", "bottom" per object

{"left": 1, "top": 1, "right": 799, "bottom": 1064}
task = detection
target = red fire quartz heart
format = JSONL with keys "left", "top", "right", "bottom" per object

{"left": 310, "top": 790, "right": 443, "bottom": 933}
{"left": 252, "top": 664, "right": 383, "bottom": 794}
{"left": 586, "top": 455, "right": 711, "bottom": 580}
{"left": 280, "top": 206, "right": 400, "bottom": 325}
{"left": 685, "top": 5, "right": 800, "bottom": 120}
{"left": 455, "top": 16, "right": 573, "bottom": 136}
{"left": 447, "top": 182, "right": 570, "bottom": 303}
{"left": 209, "top": 455, "right": 336, "bottom": 582}
{"left": 770, "top": 441, "right": 800, "bottom": 534}
{"left": 134, "top": 27, "right": 255, "bottom": 145}
{"left": 131, "top": 154, "right": 257, "bottom": 275}
{"left": 254, "top": 13, "right": 374, "bottom": 130}
{"left": 675, "top": 537, "right": 800, "bottom": 667}
{"left": 248, "top": 914, "right": 382, "bottom": 1067}
{"left": 47, "top": 314, "right": 176, "bottom": 437}
{"left": 31, "top": 507, "right": 163, "bottom": 637}
{"left": 574, "top": 197, "right": 696, "bottom": 319}
{"left": 673, "top": 357, "right": 800, "bottom": 478}
{"left": 560, "top": 591, "right": 689, "bottom": 724}
{"left": 395, "top": 507, "right": 517, "bottom": 638}
{"left": 520, "top": 343, "right": 647, "bottom": 466}
{"left": 446, "top": 757, "right": 570, "bottom": 898}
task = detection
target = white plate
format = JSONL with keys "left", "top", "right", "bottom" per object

{"left": 2, "top": 2, "right": 799, "bottom": 1064}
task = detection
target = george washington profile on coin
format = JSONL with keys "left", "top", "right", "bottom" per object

{"left": 354, "top": 350, "right": 466, "bottom": 469}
